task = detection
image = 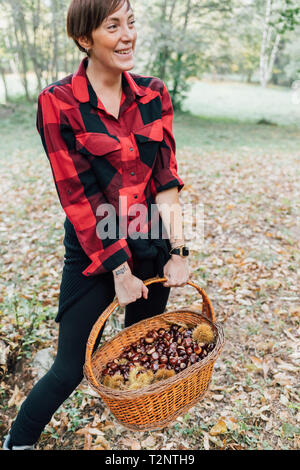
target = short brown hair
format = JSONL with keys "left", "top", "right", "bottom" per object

{"left": 67, "top": 0, "right": 131, "bottom": 57}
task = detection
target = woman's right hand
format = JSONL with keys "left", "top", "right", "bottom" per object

{"left": 113, "top": 262, "right": 149, "bottom": 307}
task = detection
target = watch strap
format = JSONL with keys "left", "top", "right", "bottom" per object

{"left": 169, "top": 246, "right": 189, "bottom": 257}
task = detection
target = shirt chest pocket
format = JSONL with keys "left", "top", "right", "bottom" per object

{"left": 75, "top": 132, "right": 122, "bottom": 191}
{"left": 133, "top": 120, "right": 164, "bottom": 169}
{"left": 75, "top": 132, "right": 121, "bottom": 157}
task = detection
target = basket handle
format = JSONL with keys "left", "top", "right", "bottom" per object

{"left": 84, "top": 277, "right": 215, "bottom": 388}
{"left": 84, "top": 277, "right": 215, "bottom": 387}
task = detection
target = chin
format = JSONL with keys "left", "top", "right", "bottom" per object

{"left": 117, "top": 61, "right": 135, "bottom": 72}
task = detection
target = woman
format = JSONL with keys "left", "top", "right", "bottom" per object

{"left": 3, "top": 0, "right": 189, "bottom": 450}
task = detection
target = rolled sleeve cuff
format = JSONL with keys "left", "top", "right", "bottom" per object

{"left": 82, "top": 239, "right": 132, "bottom": 277}
{"left": 153, "top": 169, "right": 185, "bottom": 195}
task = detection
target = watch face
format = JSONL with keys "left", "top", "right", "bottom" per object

{"left": 182, "top": 247, "right": 189, "bottom": 256}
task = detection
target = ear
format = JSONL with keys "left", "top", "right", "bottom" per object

{"left": 77, "top": 36, "right": 92, "bottom": 50}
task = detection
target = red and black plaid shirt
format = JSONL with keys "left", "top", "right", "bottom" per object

{"left": 36, "top": 56, "right": 184, "bottom": 277}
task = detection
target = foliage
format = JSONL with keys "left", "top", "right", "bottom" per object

{"left": 0, "top": 0, "right": 299, "bottom": 109}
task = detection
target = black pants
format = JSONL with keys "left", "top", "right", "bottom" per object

{"left": 9, "top": 259, "right": 170, "bottom": 446}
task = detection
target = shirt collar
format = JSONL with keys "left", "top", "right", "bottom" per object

{"left": 72, "top": 56, "right": 147, "bottom": 107}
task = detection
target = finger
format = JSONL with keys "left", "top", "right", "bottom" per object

{"left": 142, "top": 284, "right": 149, "bottom": 299}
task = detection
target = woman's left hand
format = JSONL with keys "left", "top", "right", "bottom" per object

{"left": 163, "top": 255, "right": 190, "bottom": 287}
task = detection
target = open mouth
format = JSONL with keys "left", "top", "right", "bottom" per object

{"left": 114, "top": 48, "right": 133, "bottom": 56}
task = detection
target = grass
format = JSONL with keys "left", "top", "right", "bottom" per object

{"left": 183, "top": 78, "right": 300, "bottom": 127}
{"left": 173, "top": 111, "right": 300, "bottom": 153}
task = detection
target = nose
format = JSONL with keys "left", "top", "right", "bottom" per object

{"left": 120, "top": 23, "right": 135, "bottom": 42}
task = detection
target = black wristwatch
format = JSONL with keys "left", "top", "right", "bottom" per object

{"left": 169, "top": 246, "right": 189, "bottom": 257}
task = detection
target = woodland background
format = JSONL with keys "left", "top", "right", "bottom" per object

{"left": 0, "top": 0, "right": 299, "bottom": 451}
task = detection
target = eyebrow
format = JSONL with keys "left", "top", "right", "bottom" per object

{"left": 106, "top": 10, "right": 134, "bottom": 22}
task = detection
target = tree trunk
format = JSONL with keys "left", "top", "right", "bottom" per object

{"left": 0, "top": 68, "right": 9, "bottom": 102}
{"left": 260, "top": 0, "right": 284, "bottom": 87}
{"left": 171, "top": 0, "right": 191, "bottom": 107}
{"left": 9, "top": 0, "right": 31, "bottom": 100}
{"left": 51, "top": 0, "right": 59, "bottom": 82}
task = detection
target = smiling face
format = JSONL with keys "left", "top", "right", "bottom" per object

{"left": 78, "top": 1, "right": 137, "bottom": 73}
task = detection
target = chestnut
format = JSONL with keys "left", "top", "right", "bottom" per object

{"left": 151, "top": 351, "right": 159, "bottom": 361}
{"left": 157, "top": 328, "right": 166, "bottom": 336}
{"left": 152, "top": 330, "right": 159, "bottom": 340}
{"left": 169, "top": 356, "right": 178, "bottom": 366}
{"left": 160, "top": 355, "right": 168, "bottom": 364}
{"left": 145, "top": 333, "right": 155, "bottom": 344}
{"left": 183, "top": 337, "right": 192, "bottom": 348}
{"left": 190, "top": 353, "right": 197, "bottom": 364}
{"left": 146, "top": 346, "right": 156, "bottom": 355}
{"left": 186, "top": 347, "right": 193, "bottom": 356}
{"left": 151, "top": 361, "right": 159, "bottom": 372}
{"left": 194, "top": 345, "right": 202, "bottom": 355}
{"left": 164, "top": 332, "right": 172, "bottom": 342}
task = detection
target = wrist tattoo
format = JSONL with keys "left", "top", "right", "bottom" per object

{"left": 113, "top": 264, "right": 129, "bottom": 276}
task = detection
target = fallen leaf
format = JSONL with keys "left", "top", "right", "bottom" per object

{"left": 141, "top": 435, "right": 156, "bottom": 448}
{"left": 250, "top": 356, "right": 263, "bottom": 367}
{"left": 120, "top": 437, "right": 141, "bottom": 450}
{"left": 289, "top": 306, "right": 300, "bottom": 318}
{"left": 273, "top": 373, "right": 294, "bottom": 386}
{"left": 211, "top": 393, "right": 224, "bottom": 401}
{"left": 84, "top": 433, "right": 92, "bottom": 451}
{"left": 209, "top": 419, "right": 227, "bottom": 436}
{"left": 203, "top": 432, "right": 210, "bottom": 450}
{"left": 7, "top": 385, "right": 24, "bottom": 408}
{"left": 93, "top": 436, "right": 111, "bottom": 450}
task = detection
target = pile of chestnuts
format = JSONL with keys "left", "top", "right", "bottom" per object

{"left": 100, "top": 322, "right": 216, "bottom": 391}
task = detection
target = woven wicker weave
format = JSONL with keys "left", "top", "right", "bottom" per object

{"left": 84, "top": 277, "right": 225, "bottom": 431}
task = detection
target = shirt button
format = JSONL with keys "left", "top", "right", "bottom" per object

{"left": 129, "top": 147, "right": 134, "bottom": 152}
{"left": 130, "top": 171, "right": 135, "bottom": 176}
{"left": 134, "top": 195, "right": 138, "bottom": 199}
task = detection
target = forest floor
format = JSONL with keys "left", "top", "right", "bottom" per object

{"left": 0, "top": 92, "right": 299, "bottom": 450}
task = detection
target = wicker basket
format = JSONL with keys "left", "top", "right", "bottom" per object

{"left": 84, "top": 276, "right": 225, "bottom": 431}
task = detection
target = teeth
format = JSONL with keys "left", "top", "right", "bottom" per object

{"left": 115, "top": 49, "right": 132, "bottom": 54}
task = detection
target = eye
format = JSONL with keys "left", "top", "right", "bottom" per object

{"left": 108, "top": 24, "right": 117, "bottom": 30}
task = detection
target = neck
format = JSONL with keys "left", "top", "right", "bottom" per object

{"left": 86, "top": 57, "right": 122, "bottom": 94}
